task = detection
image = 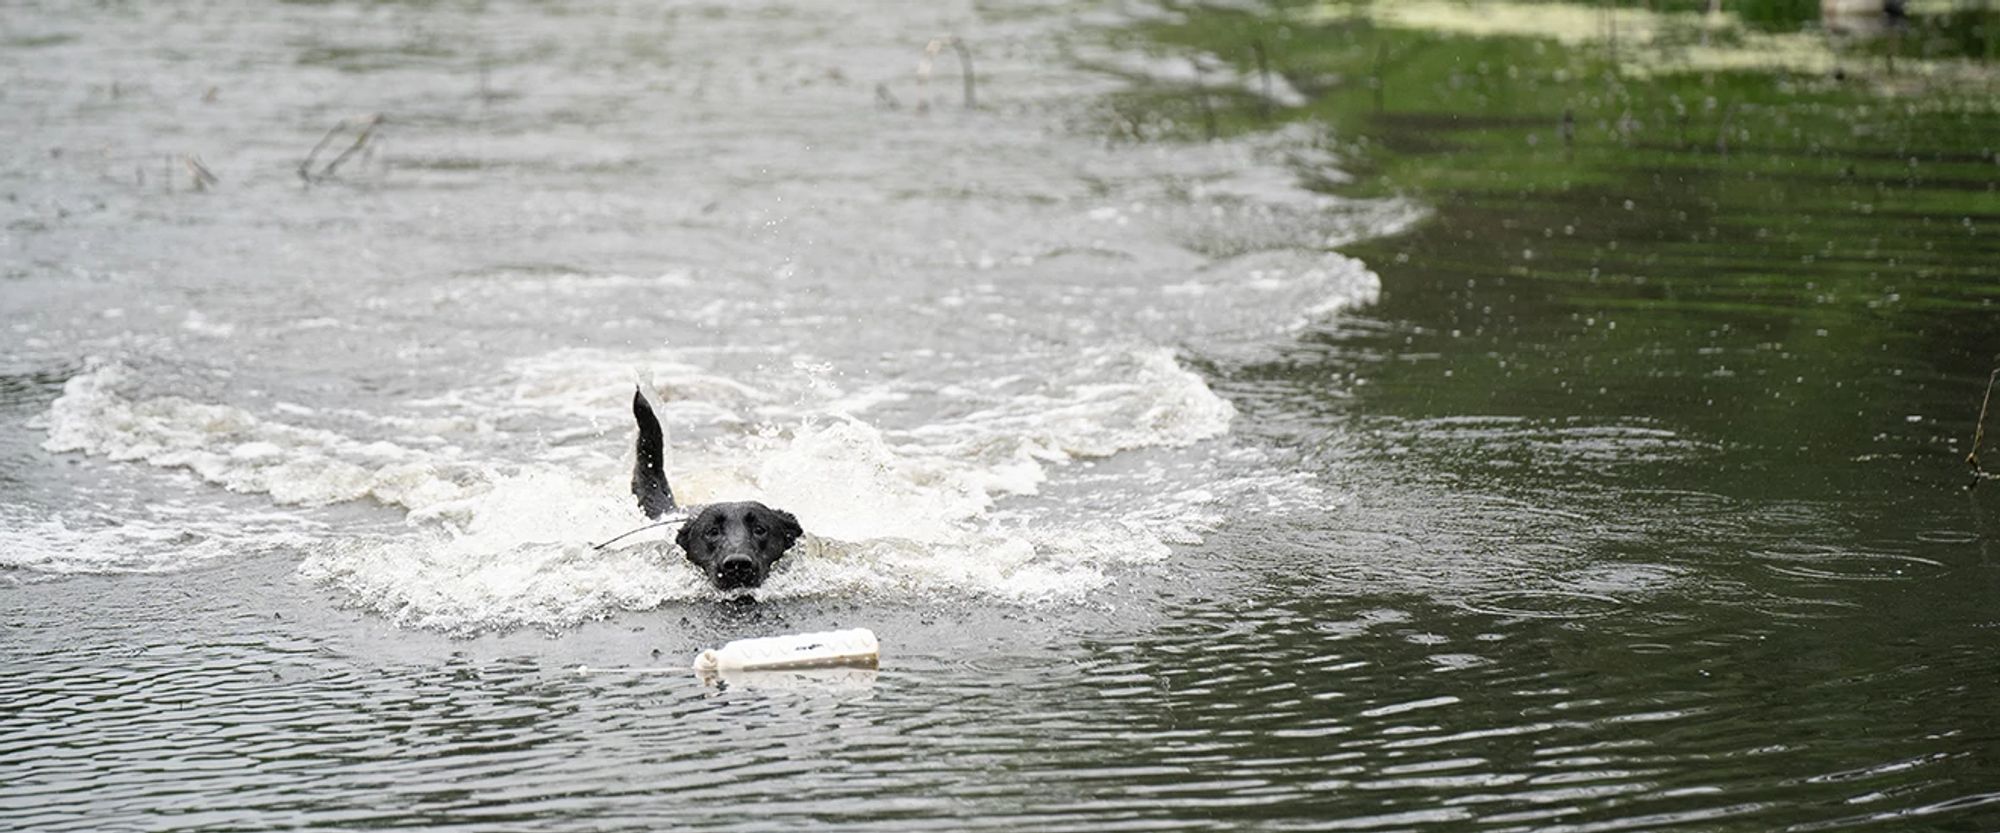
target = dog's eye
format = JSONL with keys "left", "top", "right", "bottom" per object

{"left": 703, "top": 526, "right": 722, "bottom": 540}
{"left": 750, "top": 523, "right": 766, "bottom": 538}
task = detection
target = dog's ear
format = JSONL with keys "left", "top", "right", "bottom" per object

{"left": 771, "top": 509, "right": 803, "bottom": 552}
{"left": 676, "top": 519, "right": 706, "bottom": 567}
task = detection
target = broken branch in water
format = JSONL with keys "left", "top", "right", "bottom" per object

{"left": 299, "top": 114, "right": 384, "bottom": 184}
{"left": 1193, "top": 61, "right": 1218, "bottom": 142}
{"left": 1969, "top": 368, "right": 1998, "bottom": 485}
{"left": 320, "top": 114, "right": 382, "bottom": 179}
{"left": 1371, "top": 43, "right": 1387, "bottom": 114}
{"left": 1561, "top": 108, "right": 1576, "bottom": 161}
{"left": 917, "top": 36, "right": 976, "bottom": 112}
{"left": 299, "top": 122, "right": 345, "bottom": 183}
{"left": 183, "top": 155, "right": 220, "bottom": 191}
{"left": 1109, "top": 102, "right": 1146, "bottom": 142}
{"left": 1250, "top": 39, "right": 1273, "bottom": 121}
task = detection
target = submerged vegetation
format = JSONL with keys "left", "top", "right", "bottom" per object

{"left": 1098, "top": 0, "right": 1999, "bottom": 493}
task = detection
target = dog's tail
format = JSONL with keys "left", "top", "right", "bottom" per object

{"left": 632, "top": 387, "right": 678, "bottom": 519}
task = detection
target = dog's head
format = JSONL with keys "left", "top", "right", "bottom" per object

{"left": 676, "top": 501, "right": 803, "bottom": 590}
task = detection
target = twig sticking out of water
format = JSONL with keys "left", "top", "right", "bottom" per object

{"left": 299, "top": 114, "right": 385, "bottom": 185}
{"left": 1250, "top": 39, "right": 1273, "bottom": 121}
{"left": 320, "top": 114, "right": 384, "bottom": 180}
{"left": 299, "top": 122, "right": 346, "bottom": 183}
{"left": 1716, "top": 103, "right": 1735, "bottom": 157}
{"left": 184, "top": 155, "right": 220, "bottom": 191}
{"left": 1969, "top": 368, "right": 1999, "bottom": 486}
{"left": 1111, "top": 103, "right": 1147, "bottom": 142}
{"left": 1371, "top": 44, "right": 1387, "bottom": 114}
{"left": 1193, "top": 62, "right": 1218, "bottom": 142}
{"left": 917, "top": 36, "right": 976, "bottom": 113}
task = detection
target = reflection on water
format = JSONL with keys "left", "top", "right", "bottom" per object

{"left": 7, "top": 552, "right": 1998, "bottom": 831}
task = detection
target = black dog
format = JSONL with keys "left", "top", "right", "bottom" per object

{"left": 631, "top": 389, "right": 803, "bottom": 590}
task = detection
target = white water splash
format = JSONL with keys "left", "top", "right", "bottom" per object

{"left": 40, "top": 363, "right": 486, "bottom": 511}
{"left": 35, "top": 344, "right": 1248, "bottom": 630}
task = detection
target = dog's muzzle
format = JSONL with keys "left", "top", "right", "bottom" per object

{"left": 715, "top": 554, "right": 762, "bottom": 590}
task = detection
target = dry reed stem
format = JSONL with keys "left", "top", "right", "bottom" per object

{"left": 299, "top": 114, "right": 384, "bottom": 184}
{"left": 1250, "top": 39, "right": 1273, "bottom": 121}
{"left": 1193, "top": 62, "right": 1218, "bottom": 142}
{"left": 917, "top": 36, "right": 976, "bottom": 112}
{"left": 1969, "top": 368, "right": 1998, "bottom": 483}
{"left": 319, "top": 114, "right": 383, "bottom": 179}
{"left": 183, "top": 155, "right": 219, "bottom": 191}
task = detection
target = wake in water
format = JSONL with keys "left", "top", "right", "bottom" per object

{"left": 30, "top": 344, "right": 1283, "bottom": 632}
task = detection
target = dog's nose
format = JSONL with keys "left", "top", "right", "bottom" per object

{"left": 715, "top": 555, "right": 761, "bottom": 589}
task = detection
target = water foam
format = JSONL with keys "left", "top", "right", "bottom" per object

{"left": 0, "top": 503, "right": 318, "bottom": 578}
{"left": 297, "top": 468, "right": 699, "bottom": 633}
{"left": 36, "top": 345, "right": 1244, "bottom": 630}
{"left": 381, "top": 345, "right": 1237, "bottom": 630}
{"left": 896, "top": 347, "right": 1235, "bottom": 464}
{"left": 40, "top": 362, "right": 487, "bottom": 512}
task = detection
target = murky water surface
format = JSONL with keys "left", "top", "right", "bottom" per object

{"left": 4, "top": 1, "right": 1997, "bottom": 831}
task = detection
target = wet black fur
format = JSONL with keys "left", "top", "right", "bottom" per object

{"left": 631, "top": 389, "right": 804, "bottom": 589}
{"left": 631, "top": 389, "right": 677, "bottom": 519}
{"left": 675, "top": 502, "right": 803, "bottom": 590}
